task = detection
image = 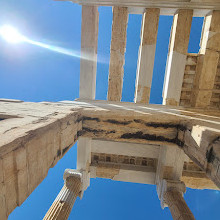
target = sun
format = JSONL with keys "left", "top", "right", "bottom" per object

{"left": 0, "top": 24, "right": 95, "bottom": 60}
{"left": 0, "top": 25, "right": 26, "bottom": 43}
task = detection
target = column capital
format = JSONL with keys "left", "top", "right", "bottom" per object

{"left": 64, "top": 169, "right": 89, "bottom": 198}
{"left": 63, "top": 169, "right": 83, "bottom": 181}
{"left": 158, "top": 179, "right": 186, "bottom": 208}
{"left": 44, "top": 169, "right": 83, "bottom": 220}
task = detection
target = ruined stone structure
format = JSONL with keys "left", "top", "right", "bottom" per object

{"left": 0, "top": 0, "right": 220, "bottom": 219}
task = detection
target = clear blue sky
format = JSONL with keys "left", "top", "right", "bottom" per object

{"left": 0, "top": 0, "right": 219, "bottom": 219}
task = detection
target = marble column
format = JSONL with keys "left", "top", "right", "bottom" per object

{"left": 43, "top": 170, "right": 82, "bottom": 220}
{"left": 160, "top": 180, "right": 195, "bottom": 220}
{"left": 107, "top": 6, "right": 128, "bottom": 101}
{"left": 163, "top": 9, "right": 193, "bottom": 106}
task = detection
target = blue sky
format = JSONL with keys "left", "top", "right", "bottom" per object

{"left": 0, "top": 0, "right": 219, "bottom": 219}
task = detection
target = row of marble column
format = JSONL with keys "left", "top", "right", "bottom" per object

{"left": 43, "top": 169, "right": 195, "bottom": 220}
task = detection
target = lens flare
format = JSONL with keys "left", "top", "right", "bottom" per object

{"left": 0, "top": 25, "right": 107, "bottom": 63}
{"left": 0, "top": 25, "right": 26, "bottom": 43}
{"left": 26, "top": 38, "right": 82, "bottom": 59}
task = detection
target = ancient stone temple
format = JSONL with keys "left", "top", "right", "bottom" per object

{"left": 0, "top": 0, "right": 220, "bottom": 219}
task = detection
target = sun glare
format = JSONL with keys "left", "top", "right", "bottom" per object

{"left": 0, "top": 24, "right": 107, "bottom": 63}
{"left": 0, "top": 25, "right": 26, "bottom": 43}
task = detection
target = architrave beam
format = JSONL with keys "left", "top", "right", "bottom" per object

{"left": 182, "top": 127, "right": 220, "bottom": 188}
{"left": 56, "top": 0, "right": 220, "bottom": 11}
{"left": 0, "top": 99, "right": 219, "bottom": 218}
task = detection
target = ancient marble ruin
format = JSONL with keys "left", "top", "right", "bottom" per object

{"left": 0, "top": 0, "right": 220, "bottom": 219}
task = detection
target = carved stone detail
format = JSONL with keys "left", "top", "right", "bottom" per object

{"left": 43, "top": 170, "right": 82, "bottom": 220}
{"left": 158, "top": 180, "right": 195, "bottom": 220}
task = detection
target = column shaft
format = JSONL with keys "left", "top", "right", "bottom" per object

{"left": 191, "top": 11, "right": 220, "bottom": 107}
{"left": 163, "top": 9, "right": 193, "bottom": 106}
{"left": 80, "top": 5, "right": 99, "bottom": 99}
{"left": 108, "top": 7, "right": 128, "bottom": 101}
{"left": 164, "top": 190, "right": 195, "bottom": 220}
{"left": 135, "top": 8, "right": 160, "bottom": 104}
{"left": 44, "top": 175, "right": 82, "bottom": 220}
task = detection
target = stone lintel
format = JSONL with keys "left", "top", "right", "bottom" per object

{"left": 183, "top": 128, "right": 220, "bottom": 188}
{"left": 0, "top": 100, "right": 219, "bottom": 218}
{"left": 56, "top": 0, "right": 220, "bottom": 12}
